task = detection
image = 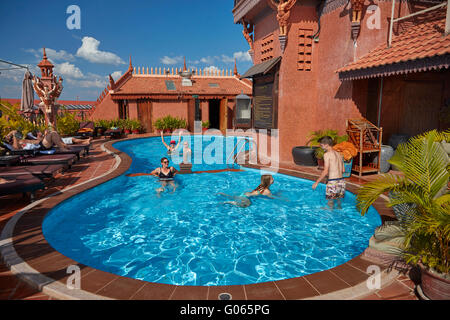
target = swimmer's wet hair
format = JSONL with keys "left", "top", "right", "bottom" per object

{"left": 161, "top": 157, "right": 169, "bottom": 163}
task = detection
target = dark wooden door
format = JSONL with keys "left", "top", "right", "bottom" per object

{"left": 138, "top": 99, "right": 152, "bottom": 133}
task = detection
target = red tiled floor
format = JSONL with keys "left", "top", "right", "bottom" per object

{"left": 0, "top": 138, "right": 116, "bottom": 300}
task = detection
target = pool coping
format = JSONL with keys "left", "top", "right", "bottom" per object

{"left": 0, "top": 136, "right": 399, "bottom": 300}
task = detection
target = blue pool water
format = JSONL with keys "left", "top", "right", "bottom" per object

{"left": 42, "top": 136, "right": 381, "bottom": 286}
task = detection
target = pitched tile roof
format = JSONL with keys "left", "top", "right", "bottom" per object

{"left": 111, "top": 75, "right": 252, "bottom": 98}
{"left": 338, "top": 9, "right": 450, "bottom": 80}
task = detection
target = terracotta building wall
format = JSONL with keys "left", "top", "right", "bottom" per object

{"left": 252, "top": 3, "right": 320, "bottom": 164}
{"left": 316, "top": 0, "right": 411, "bottom": 135}
{"left": 90, "top": 94, "right": 118, "bottom": 120}
{"left": 152, "top": 100, "right": 189, "bottom": 122}
{"left": 249, "top": 0, "right": 412, "bottom": 165}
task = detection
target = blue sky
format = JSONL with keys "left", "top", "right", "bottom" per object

{"left": 0, "top": 0, "right": 252, "bottom": 101}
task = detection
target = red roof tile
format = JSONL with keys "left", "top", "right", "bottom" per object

{"left": 338, "top": 9, "right": 450, "bottom": 79}
{"left": 111, "top": 75, "right": 252, "bottom": 98}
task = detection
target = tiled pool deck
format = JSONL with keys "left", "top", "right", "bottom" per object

{"left": 0, "top": 134, "right": 419, "bottom": 300}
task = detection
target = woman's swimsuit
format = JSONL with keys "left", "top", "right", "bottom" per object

{"left": 39, "top": 141, "right": 52, "bottom": 151}
{"left": 158, "top": 168, "right": 174, "bottom": 181}
{"left": 253, "top": 185, "right": 267, "bottom": 194}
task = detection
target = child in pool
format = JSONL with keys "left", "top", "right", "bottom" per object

{"left": 218, "top": 174, "right": 275, "bottom": 207}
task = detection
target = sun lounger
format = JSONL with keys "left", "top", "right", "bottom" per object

{"left": 0, "top": 174, "right": 44, "bottom": 202}
{"left": 104, "top": 128, "right": 123, "bottom": 139}
{"left": 0, "top": 164, "right": 64, "bottom": 179}
{"left": 0, "top": 155, "right": 20, "bottom": 166}
{"left": 1, "top": 141, "right": 86, "bottom": 160}
{"left": 77, "top": 121, "right": 95, "bottom": 138}
{"left": 19, "top": 153, "right": 77, "bottom": 168}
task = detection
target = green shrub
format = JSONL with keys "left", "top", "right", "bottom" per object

{"left": 154, "top": 115, "right": 187, "bottom": 131}
{"left": 130, "top": 119, "right": 142, "bottom": 131}
{"left": 56, "top": 110, "right": 80, "bottom": 136}
{"left": 0, "top": 101, "right": 48, "bottom": 138}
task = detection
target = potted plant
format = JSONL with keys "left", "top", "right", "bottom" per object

{"left": 307, "top": 130, "right": 348, "bottom": 169}
{"left": 153, "top": 118, "right": 165, "bottom": 134}
{"left": 163, "top": 116, "right": 175, "bottom": 133}
{"left": 177, "top": 118, "right": 188, "bottom": 130}
{"left": 121, "top": 119, "right": 131, "bottom": 134}
{"left": 202, "top": 120, "right": 210, "bottom": 133}
{"left": 130, "top": 120, "right": 141, "bottom": 134}
{"left": 356, "top": 130, "right": 450, "bottom": 300}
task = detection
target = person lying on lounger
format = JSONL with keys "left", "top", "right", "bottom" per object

{"left": 4, "top": 129, "right": 90, "bottom": 152}
{"left": 0, "top": 177, "right": 14, "bottom": 184}
{"left": 150, "top": 157, "right": 178, "bottom": 196}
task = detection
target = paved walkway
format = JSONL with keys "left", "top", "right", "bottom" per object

{"left": 0, "top": 135, "right": 419, "bottom": 300}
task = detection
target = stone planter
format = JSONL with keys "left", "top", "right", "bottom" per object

{"left": 374, "top": 145, "right": 394, "bottom": 173}
{"left": 388, "top": 134, "right": 410, "bottom": 150}
{"left": 292, "top": 146, "right": 318, "bottom": 166}
{"left": 418, "top": 263, "right": 450, "bottom": 300}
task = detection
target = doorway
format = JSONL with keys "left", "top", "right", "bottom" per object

{"left": 208, "top": 99, "right": 220, "bottom": 129}
{"left": 137, "top": 99, "right": 152, "bottom": 133}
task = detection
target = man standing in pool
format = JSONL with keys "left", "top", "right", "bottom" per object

{"left": 312, "top": 136, "right": 346, "bottom": 209}
{"left": 150, "top": 157, "right": 178, "bottom": 196}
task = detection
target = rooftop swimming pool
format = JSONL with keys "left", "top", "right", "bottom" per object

{"left": 42, "top": 135, "right": 381, "bottom": 286}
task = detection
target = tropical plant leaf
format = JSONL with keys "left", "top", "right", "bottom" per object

{"left": 389, "top": 130, "right": 449, "bottom": 198}
{"left": 356, "top": 174, "right": 412, "bottom": 216}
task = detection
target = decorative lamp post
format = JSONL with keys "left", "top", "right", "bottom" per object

{"left": 32, "top": 48, "right": 63, "bottom": 128}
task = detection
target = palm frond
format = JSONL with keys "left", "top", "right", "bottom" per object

{"left": 389, "top": 130, "right": 449, "bottom": 198}
{"left": 356, "top": 174, "right": 412, "bottom": 216}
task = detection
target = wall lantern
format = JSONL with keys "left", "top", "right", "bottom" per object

{"left": 235, "top": 91, "right": 252, "bottom": 127}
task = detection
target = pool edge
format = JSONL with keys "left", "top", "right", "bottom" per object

{"left": 1, "top": 136, "right": 397, "bottom": 300}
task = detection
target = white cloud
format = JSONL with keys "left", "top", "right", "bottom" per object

{"left": 160, "top": 56, "right": 183, "bottom": 65}
{"left": 203, "top": 66, "right": 220, "bottom": 73}
{"left": 221, "top": 51, "right": 252, "bottom": 63}
{"left": 25, "top": 48, "right": 75, "bottom": 62}
{"left": 233, "top": 51, "right": 252, "bottom": 62}
{"left": 66, "top": 78, "right": 105, "bottom": 88}
{"left": 76, "top": 36, "right": 125, "bottom": 65}
{"left": 200, "top": 56, "right": 216, "bottom": 65}
{"left": 54, "top": 62, "right": 84, "bottom": 79}
{"left": 110, "top": 71, "right": 123, "bottom": 80}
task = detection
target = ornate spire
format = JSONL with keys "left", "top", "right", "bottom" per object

{"left": 183, "top": 56, "right": 187, "bottom": 72}
{"left": 234, "top": 58, "right": 238, "bottom": 76}
{"left": 38, "top": 47, "right": 54, "bottom": 78}
{"left": 128, "top": 55, "right": 133, "bottom": 71}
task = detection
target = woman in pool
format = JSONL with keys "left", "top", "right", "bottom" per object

{"left": 161, "top": 131, "right": 182, "bottom": 155}
{"left": 218, "top": 174, "right": 275, "bottom": 207}
{"left": 150, "top": 157, "right": 178, "bottom": 195}
{"left": 244, "top": 174, "right": 274, "bottom": 197}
